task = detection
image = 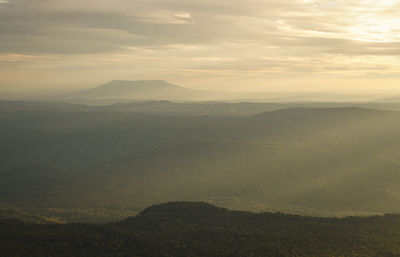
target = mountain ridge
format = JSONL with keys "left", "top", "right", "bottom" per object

{"left": 4, "top": 201, "right": 400, "bottom": 257}
{"left": 65, "top": 80, "right": 202, "bottom": 100}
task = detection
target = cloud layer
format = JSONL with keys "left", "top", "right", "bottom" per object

{"left": 1, "top": 0, "right": 400, "bottom": 92}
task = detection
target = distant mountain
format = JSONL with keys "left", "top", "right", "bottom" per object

{"left": 0, "top": 203, "right": 63, "bottom": 224}
{"left": 0, "top": 90, "right": 17, "bottom": 100}
{"left": 378, "top": 95, "right": 400, "bottom": 102}
{"left": 65, "top": 80, "right": 209, "bottom": 100}
{"left": 5, "top": 98, "right": 400, "bottom": 115}
{"left": 0, "top": 100, "right": 89, "bottom": 112}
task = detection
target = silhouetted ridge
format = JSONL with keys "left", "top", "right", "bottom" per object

{"left": 5, "top": 204, "right": 400, "bottom": 256}
{"left": 65, "top": 80, "right": 195, "bottom": 100}
{"left": 100, "top": 80, "right": 181, "bottom": 89}
{"left": 253, "top": 106, "right": 385, "bottom": 119}
{"left": 83, "top": 80, "right": 183, "bottom": 95}
{"left": 139, "top": 201, "right": 228, "bottom": 216}
{"left": 117, "top": 202, "right": 400, "bottom": 236}
{"left": 124, "top": 202, "right": 242, "bottom": 229}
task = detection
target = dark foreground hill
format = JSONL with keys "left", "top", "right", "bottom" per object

{"left": 2, "top": 202, "right": 400, "bottom": 257}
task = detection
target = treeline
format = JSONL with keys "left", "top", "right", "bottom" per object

{"left": 0, "top": 203, "right": 139, "bottom": 223}
{"left": 2, "top": 202, "right": 400, "bottom": 257}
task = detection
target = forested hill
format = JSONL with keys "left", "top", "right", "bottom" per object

{"left": 2, "top": 202, "right": 400, "bottom": 257}
{"left": 3, "top": 105, "right": 400, "bottom": 216}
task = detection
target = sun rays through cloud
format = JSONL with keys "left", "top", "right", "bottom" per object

{"left": 1, "top": 0, "right": 400, "bottom": 92}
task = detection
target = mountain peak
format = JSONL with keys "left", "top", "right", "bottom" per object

{"left": 66, "top": 80, "right": 192, "bottom": 100}
{"left": 253, "top": 106, "right": 385, "bottom": 120}
{"left": 123, "top": 202, "right": 235, "bottom": 228}
{"left": 107, "top": 79, "right": 174, "bottom": 85}
{"left": 139, "top": 201, "right": 225, "bottom": 216}
{"left": 110, "top": 80, "right": 166, "bottom": 83}
{"left": 101, "top": 80, "right": 181, "bottom": 89}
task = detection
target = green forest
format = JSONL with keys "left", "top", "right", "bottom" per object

{"left": 3, "top": 100, "right": 400, "bottom": 255}
{"left": 4, "top": 0, "right": 400, "bottom": 254}
{"left": 3, "top": 202, "right": 400, "bottom": 257}
{"left": 2, "top": 101, "right": 400, "bottom": 218}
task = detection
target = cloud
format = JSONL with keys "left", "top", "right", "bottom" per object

{"left": 2, "top": 0, "right": 400, "bottom": 91}
{"left": 133, "top": 11, "right": 193, "bottom": 24}
{"left": 3, "top": 0, "right": 400, "bottom": 55}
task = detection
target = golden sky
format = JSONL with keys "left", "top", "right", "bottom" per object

{"left": 1, "top": 0, "right": 400, "bottom": 94}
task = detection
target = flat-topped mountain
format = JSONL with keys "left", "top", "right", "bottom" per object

{"left": 92, "top": 80, "right": 182, "bottom": 93}
{"left": 66, "top": 80, "right": 206, "bottom": 100}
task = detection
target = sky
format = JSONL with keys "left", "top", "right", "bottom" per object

{"left": 1, "top": 0, "right": 400, "bottom": 95}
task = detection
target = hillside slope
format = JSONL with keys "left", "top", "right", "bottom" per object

{"left": 3, "top": 202, "right": 400, "bottom": 257}
{"left": 2, "top": 107, "right": 400, "bottom": 216}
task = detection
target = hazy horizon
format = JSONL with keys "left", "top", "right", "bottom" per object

{"left": 1, "top": 79, "right": 398, "bottom": 103}
{"left": 2, "top": 0, "right": 400, "bottom": 96}
{"left": 5, "top": 2, "right": 400, "bottom": 256}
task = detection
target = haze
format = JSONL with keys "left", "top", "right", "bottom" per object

{"left": 6, "top": 1, "right": 400, "bottom": 255}
{"left": 2, "top": 0, "right": 400, "bottom": 96}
